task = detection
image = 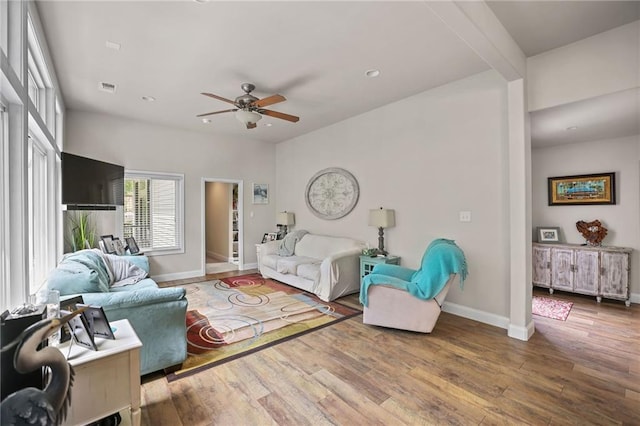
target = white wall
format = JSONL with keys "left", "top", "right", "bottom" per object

{"left": 276, "top": 70, "right": 512, "bottom": 317}
{"left": 65, "top": 110, "right": 276, "bottom": 277}
{"left": 532, "top": 135, "right": 640, "bottom": 298}
{"left": 527, "top": 20, "right": 639, "bottom": 112}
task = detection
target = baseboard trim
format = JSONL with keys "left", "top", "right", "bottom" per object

{"left": 243, "top": 262, "right": 258, "bottom": 270}
{"left": 151, "top": 269, "right": 202, "bottom": 283}
{"left": 207, "top": 251, "right": 228, "bottom": 262}
{"left": 443, "top": 301, "right": 510, "bottom": 331}
{"left": 508, "top": 320, "right": 535, "bottom": 341}
{"left": 629, "top": 292, "right": 639, "bottom": 304}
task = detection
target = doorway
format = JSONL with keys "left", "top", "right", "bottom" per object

{"left": 202, "top": 178, "right": 243, "bottom": 275}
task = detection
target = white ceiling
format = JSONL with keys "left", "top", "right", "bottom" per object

{"left": 35, "top": 1, "right": 639, "bottom": 147}
{"left": 487, "top": 1, "right": 640, "bottom": 56}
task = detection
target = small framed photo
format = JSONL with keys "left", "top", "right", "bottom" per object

{"left": 77, "top": 304, "right": 115, "bottom": 340}
{"left": 536, "top": 227, "right": 561, "bottom": 243}
{"left": 100, "top": 235, "right": 116, "bottom": 254}
{"left": 112, "top": 238, "right": 125, "bottom": 255}
{"left": 60, "top": 295, "right": 84, "bottom": 343}
{"left": 68, "top": 312, "right": 98, "bottom": 351}
{"left": 266, "top": 232, "right": 278, "bottom": 242}
{"left": 252, "top": 183, "right": 269, "bottom": 204}
{"left": 125, "top": 236, "right": 140, "bottom": 254}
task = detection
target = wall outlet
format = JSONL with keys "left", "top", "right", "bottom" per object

{"left": 459, "top": 211, "right": 472, "bottom": 222}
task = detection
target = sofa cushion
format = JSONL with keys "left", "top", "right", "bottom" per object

{"left": 276, "top": 256, "right": 320, "bottom": 275}
{"left": 47, "top": 250, "right": 111, "bottom": 295}
{"left": 295, "top": 234, "right": 362, "bottom": 259}
{"left": 297, "top": 263, "right": 321, "bottom": 283}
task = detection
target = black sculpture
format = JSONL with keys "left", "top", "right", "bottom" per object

{"left": 1, "top": 308, "right": 84, "bottom": 425}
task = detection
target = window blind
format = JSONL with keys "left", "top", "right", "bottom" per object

{"left": 124, "top": 171, "right": 184, "bottom": 254}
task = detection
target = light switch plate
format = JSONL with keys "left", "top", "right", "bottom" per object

{"left": 459, "top": 211, "right": 472, "bottom": 222}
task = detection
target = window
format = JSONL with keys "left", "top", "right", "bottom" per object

{"left": 124, "top": 171, "right": 184, "bottom": 255}
{"left": 27, "top": 69, "right": 40, "bottom": 112}
{"left": 28, "top": 135, "right": 49, "bottom": 292}
{"left": 0, "top": 103, "right": 8, "bottom": 307}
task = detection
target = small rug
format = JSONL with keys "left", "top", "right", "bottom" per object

{"left": 166, "top": 273, "right": 361, "bottom": 381}
{"left": 532, "top": 296, "right": 573, "bottom": 321}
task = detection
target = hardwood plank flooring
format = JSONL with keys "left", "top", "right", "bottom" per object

{"left": 142, "top": 272, "right": 639, "bottom": 425}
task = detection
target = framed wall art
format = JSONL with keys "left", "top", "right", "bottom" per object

{"left": 305, "top": 167, "right": 359, "bottom": 220}
{"left": 252, "top": 183, "right": 269, "bottom": 204}
{"left": 536, "top": 227, "right": 560, "bottom": 243}
{"left": 548, "top": 172, "right": 615, "bottom": 206}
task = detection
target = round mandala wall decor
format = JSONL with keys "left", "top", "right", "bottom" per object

{"left": 305, "top": 167, "right": 360, "bottom": 220}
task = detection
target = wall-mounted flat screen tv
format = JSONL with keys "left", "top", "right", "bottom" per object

{"left": 62, "top": 152, "right": 124, "bottom": 207}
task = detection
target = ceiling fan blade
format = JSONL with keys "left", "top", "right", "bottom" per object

{"left": 252, "top": 94, "right": 286, "bottom": 108}
{"left": 246, "top": 122, "right": 257, "bottom": 129}
{"left": 196, "top": 108, "right": 237, "bottom": 117}
{"left": 201, "top": 92, "right": 236, "bottom": 106}
{"left": 259, "top": 109, "right": 300, "bottom": 123}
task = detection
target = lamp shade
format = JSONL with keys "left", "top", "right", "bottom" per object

{"left": 277, "top": 211, "right": 295, "bottom": 226}
{"left": 369, "top": 208, "right": 395, "bottom": 228}
{"left": 235, "top": 109, "right": 262, "bottom": 125}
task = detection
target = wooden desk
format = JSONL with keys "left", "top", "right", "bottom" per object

{"left": 60, "top": 319, "right": 142, "bottom": 426}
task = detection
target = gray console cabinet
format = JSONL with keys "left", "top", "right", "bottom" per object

{"left": 532, "top": 243, "right": 631, "bottom": 306}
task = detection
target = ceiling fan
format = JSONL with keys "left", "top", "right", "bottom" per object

{"left": 197, "top": 83, "right": 300, "bottom": 129}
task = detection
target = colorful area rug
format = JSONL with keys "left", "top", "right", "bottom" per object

{"left": 166, "top": 273, "right": 360, "bottom": 381}
{"left": 532, "top": 296, "right": 573, "bottom": 321}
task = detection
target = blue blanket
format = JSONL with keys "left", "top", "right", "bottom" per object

{"left": 360, "top": 239, "right": 468, "bottom": 306}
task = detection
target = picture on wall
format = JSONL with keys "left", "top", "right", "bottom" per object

{"left": 253, "top": 183, "right": 269, "bottom": 204}
{"left": 548, "top": 172, "right": 615, "bottom": 206}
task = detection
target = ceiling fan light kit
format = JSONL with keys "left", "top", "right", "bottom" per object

{"left": 236, "top": 109, "right": 262, "bottom": 126}
{"left": 198, "top": 83, "right": 299, "bottom": 129}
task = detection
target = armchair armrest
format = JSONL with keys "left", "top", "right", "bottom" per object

{"left": 371, "top": 264, "right": 416, "bottom": 282}
{"left": 360, "top": 265, "right": 416, "bottom": 307}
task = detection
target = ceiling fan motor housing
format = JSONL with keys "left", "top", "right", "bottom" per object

{"left": 236, "top": 83, "right": 258, "bottom": 108}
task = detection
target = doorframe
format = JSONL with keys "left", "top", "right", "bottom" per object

{"left": 201, "top": 178, "right": 244, "bottom": 274}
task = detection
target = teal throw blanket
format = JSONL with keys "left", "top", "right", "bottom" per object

{"left": 360, "top": 239, "right": 468, "bottom": 306}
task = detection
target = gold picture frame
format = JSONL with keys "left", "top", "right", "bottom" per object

{"left": 548, "top": 172, "right": 615, "bottom": 206}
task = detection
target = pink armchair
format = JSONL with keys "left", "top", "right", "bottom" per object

{"left": 360, "top": 239, "right": 467, "bottom": 333}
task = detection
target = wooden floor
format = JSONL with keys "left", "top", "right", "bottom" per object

{"left": 142, "top": 271, "right": 640, "bottom": 425}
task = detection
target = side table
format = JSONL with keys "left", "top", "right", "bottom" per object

{"left": 60, "top": 319, "right": 142, "bottom": 426}
{"left": 360, "top": 255, "right": 400, "bottom": 286}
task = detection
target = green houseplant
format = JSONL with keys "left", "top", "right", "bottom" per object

{"left": 67, "top": 211, "right": 96, "bottom": 252}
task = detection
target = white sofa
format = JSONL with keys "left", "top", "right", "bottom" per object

{"left": 257, "top": 233, "right": 365, "bottom": 302}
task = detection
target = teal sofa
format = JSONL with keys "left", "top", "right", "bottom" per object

{"left": 47, "top": 250, "right": 188, "bottom": 375}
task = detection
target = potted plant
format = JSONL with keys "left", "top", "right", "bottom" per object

{"left": 67, "top": 211, "right": 96, "bottom": 252}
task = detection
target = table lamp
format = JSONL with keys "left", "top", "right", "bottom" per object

{"left": 277, "top": 211, "right": 295, "bottom": 235}
{"left": 368, "top": 207, "right": 395, "bottom": 256}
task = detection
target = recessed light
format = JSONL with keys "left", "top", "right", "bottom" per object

{"left": 264, "top": 123, "right": 273, "bottom": 127}
{"left": 201, "top": 118, "right": 211, "bottom": 124}
{"left": 142, "top": 96, "right": 156, "bottom": 102}
{"left": 193, "top": 0, "right": 209, "bottom": 3}
{"left": 365, "top": 69, "right": 380, "bottom": 78}
{"left": 566, "top": 126, "right": 579, "bottom": 131}
{"left": 105, "top": 41, "right": 121, "bottom": 51}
